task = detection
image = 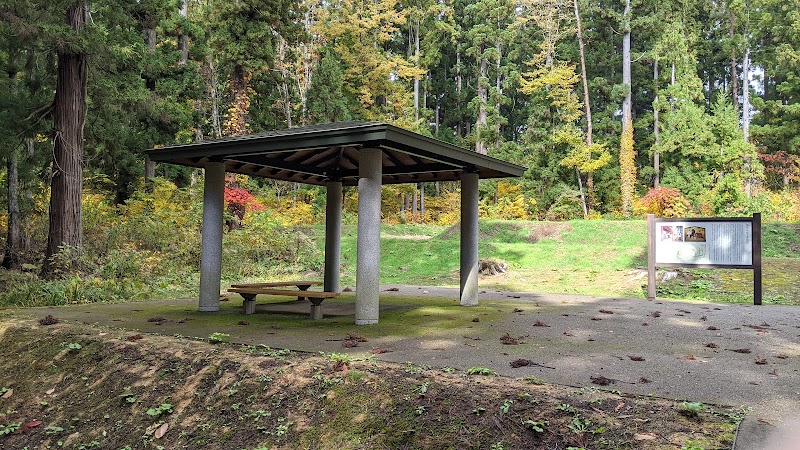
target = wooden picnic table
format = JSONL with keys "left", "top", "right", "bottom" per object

{"left": 228, "top": 281, "right": 338, "bottom": 319}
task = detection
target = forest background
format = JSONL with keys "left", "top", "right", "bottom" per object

{"left": 0, "top": 0, "right": 798, "bottom": 305}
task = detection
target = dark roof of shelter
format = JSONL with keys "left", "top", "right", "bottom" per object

{"left": 146, "top": 121, "right": 526, "bottom": 186}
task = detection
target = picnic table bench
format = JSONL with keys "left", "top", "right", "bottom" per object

{"left": 228, "top": 281, "right": 340, "bottom": 319}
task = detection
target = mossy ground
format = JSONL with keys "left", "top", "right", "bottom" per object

{"left": 0, "top": 320, "right": 739, "bottom": 450}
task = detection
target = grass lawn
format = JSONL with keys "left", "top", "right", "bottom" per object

{"left": 315, "top": 220, "right": 800, "bottom": 305}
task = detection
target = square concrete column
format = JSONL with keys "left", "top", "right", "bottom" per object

{"left": 199, "top": 162, "right": 226, "bottom": 312}
{"left": 324, "top": 180, "right": 343, "bottom": 293}
{"left": 355, "top": 148, "right": 383, "bottom": 325}
{"left": 460, "top": 172, "right": 480, "bottom": 306}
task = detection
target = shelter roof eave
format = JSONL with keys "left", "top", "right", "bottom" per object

{"left": 146, "top": 121, "right": 526, "bottom": 186}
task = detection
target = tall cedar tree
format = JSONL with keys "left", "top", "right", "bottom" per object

{"left": 42, "top": 3, "right": 88, "bottom": 276}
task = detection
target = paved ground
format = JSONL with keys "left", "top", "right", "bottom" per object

{"left": 9, "top": 286, "right": 800, "bottom": 450}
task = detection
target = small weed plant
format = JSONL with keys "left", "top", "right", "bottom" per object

{"left": 679, "top": 401, "right": 705, "bottom": 417}
{"left": 208, "top": 332, "right": 230, "bottom": 344}
{"left": 467, "top": 366, "right": 494, "bottom": 375}
{"left": 0, "top": 422, "right": 21, "bottom": 436}
{"left": 146, "top": 403, "right": 173, "bottom": 418}
{"left": 523, "top": 419, "right": 547, "bottom": 433}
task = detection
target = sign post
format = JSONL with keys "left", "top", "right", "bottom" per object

{"left": 647, "top": 213, "right": 762, "bottom": 305}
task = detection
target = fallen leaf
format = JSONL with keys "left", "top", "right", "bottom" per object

{"left": 729, "top": 348, "right": 752, "bottom": 354}
{"left": 641, "top": 322, "right": 649, "bottom": 326}
{"left": 591, "top": 317, "right": 602, "bottom": 321}
{"left": 755, "top": 356, "right": 768, "bottom": 365}
{"left": 614, "top": 402, "right": 625, "bottom": 412}
{"left": 590, "top": 375, "right": 614, "bottom": 386}
{"left": 634, "top": 432, "right": 658, "bottom": 441}
{"left": 45, "top": 388, "right": 55, "bottom": 395}
{"left": 650, "top": 311, "right": 661, "bottom": 318}
{"left": 384, "top": 287, "right": 399, "bottom": 292}
{"left": 500, "top": 333, "right": 524, "bottom": 345}
{"left": 333, "top": 360, "right": 349, "bottom": 373}
{"left": 39, "top": 315, "right": 59, "bottom": 326}
{"left": 705, "top": 343, "right": 719, "bottom": 348}
{"left": 1, "top": 388, "right": 12, "bottom": 399}
{"left": 155, "top": 422, "right": 169, "bottom": 439}
{"left": 707, "top": 326, "right": 719, "bottom": 330}
{"left": 563, "top": 330, "right": 575, "bottom": 337}
{"left": 510, "top": 359, "right": 532, "bottom": 368}
{"left": 126, "top": 334, "right": 143, "bottom": 341}
{"left": 341, "top": 340, "right": 359, "bottom": 348}
{"left": 599, "top": 309, "right": 614, "bottom": 314}
{"left": 775, "top": 354, "right": 789, "bottom": 360}
{"left": 639, "top": 377, "right": 651, "bottom": 383}
{"left": 146, "top": 317, "right": 166, "bottom": 323}
{"left": 768, "top": 368, "right": 778, "bottom": 376}
{"left": 25, "top": 420, "right": 42, "bottom": 428}
{"left": 683, "top": 354, "right": 696, "bottom": 360}
{"left": 237, "top": 321, "right": 250, "bottom": 326}
{"left": 628, "top": 355, "right": 645, "bottom": 361}
{"left": 345, "top": 332, "right": 368, "bottom": 342}
{"left": 369, "top": 347, "right": 390, "bottom": 354}
{"left": 472, "top": 318, "right": 480, "bottom": 323}
{"left": 532, "top": 321, "right": 549, "bottom": 327}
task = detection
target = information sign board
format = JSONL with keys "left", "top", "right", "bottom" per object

{"left": 654, "top": 220, "right": 752, "bottom": 266}
{"left": 647, "top": 214, "right": 762, "bottom": 305}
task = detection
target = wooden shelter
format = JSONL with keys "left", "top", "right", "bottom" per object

{"left": 147, "top": 121, "right": 525, "bottom": 324}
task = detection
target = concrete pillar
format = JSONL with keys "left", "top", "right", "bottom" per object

{"left": 355, "top": 148, "right": 383, "bottom": 325}
{"left": 199, "top": 161, "right": 225, "bottom": 312}
{"left": 324, "top": 181, "right": 343, "bottom": 293}
{"left": 460, "top": 172, "right": 479, "bottom": 306}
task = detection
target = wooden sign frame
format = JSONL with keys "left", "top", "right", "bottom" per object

{"left": 647, "top": 213, "right": 762, "bottom": 305}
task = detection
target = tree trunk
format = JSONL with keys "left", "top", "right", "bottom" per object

{"left": 456, "top": 48, "right": 463, "bottom": 138}
{"left": 413, "top": 19, "right": 420, "bottom": 121}
{"left": 576, "top": 168, "right": 588, "bottom": 219}
{"left": 412, "top": 190, "right": 418, "bottom": 220}
{"left": 729, "top": 11, "right": 739, "bottom": 110}
{"left": 419, "top": 182, "right": 425, "bottom": 221}
{"left": 619, "top": 0, "right": 636, "bottom": 216}
{"left": 742, "top": 46, "right": 751, "bottom": 142}
{"left": 42, "top": 3, "right": 88, "bottom": 276}
{"left": 3, "top": 145, "right": 21, "bottom": 270}
{"left": 653, "top": 60, "right": 660, "bottom": 188}
{"left": 743, "top": 45, "right": 752, "bottom": 196}
{"left": 574, "top": 0, "right": 595, "bottom": 206}
{"left": 179, "top": 0, "right": 189, "bottom": 65}
{"left": 476, "top": 48, "right": 488, "bottom": 155}
{"left": 495, "top": 36, "right": 502, "bottom": 149}
{"left": 208, "top": 55, "right": 222, "bottom": 138}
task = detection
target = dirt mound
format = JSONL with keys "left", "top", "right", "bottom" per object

{"left": 0, "top": 320, "right": 736, "bottom": 449}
